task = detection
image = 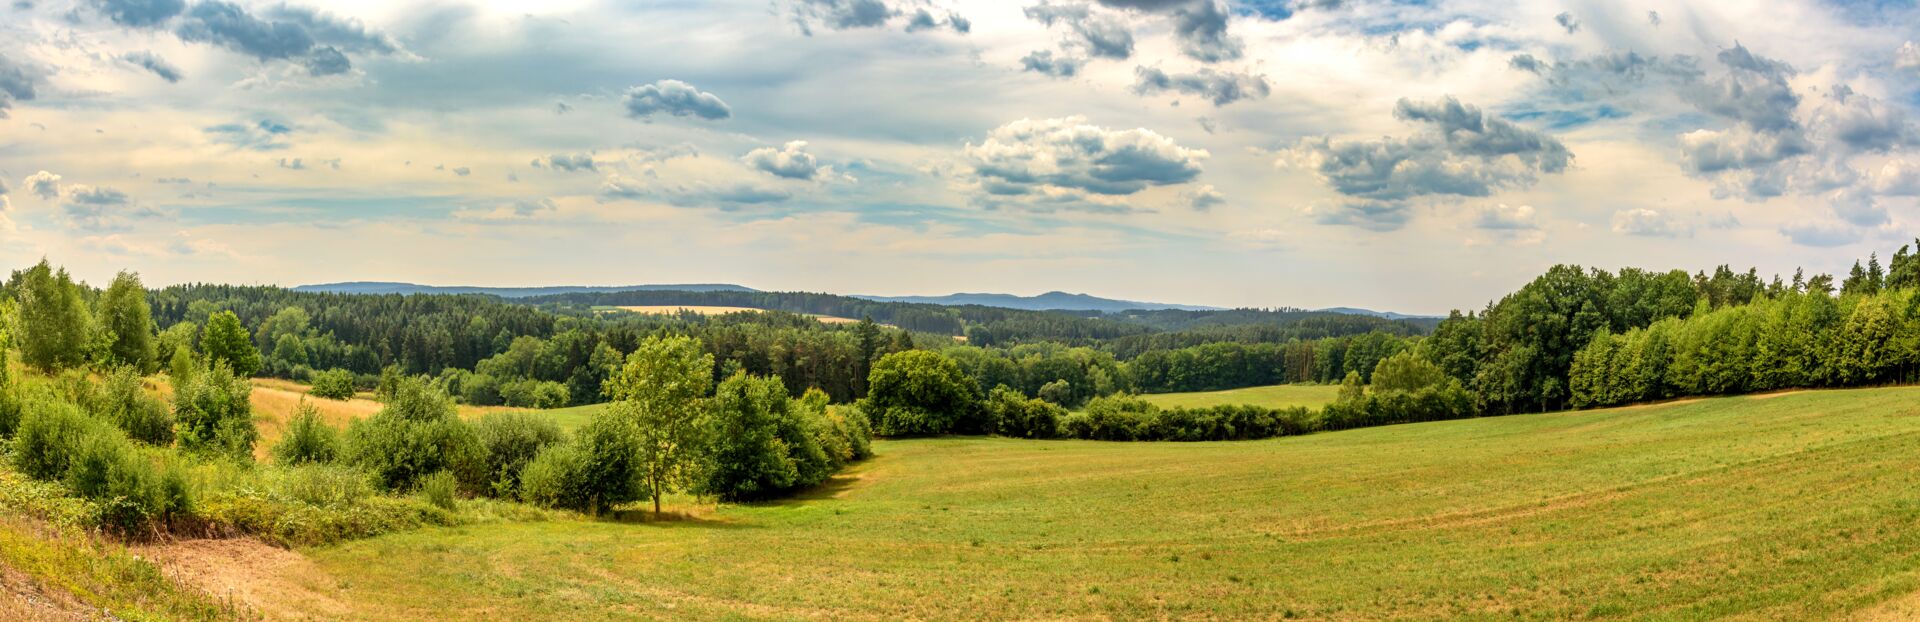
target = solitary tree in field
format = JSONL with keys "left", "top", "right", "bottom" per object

{"left": 14, "top": 260, "right": 93, "bottom": 372}
{"left": 201, "top": 310, "right": 261, "bottom": 377}
{"left": 605, "top": 334, "right": 714, "bottom": 514}
{"left": 97, "top": 271, "right": 156, "bottom": 372}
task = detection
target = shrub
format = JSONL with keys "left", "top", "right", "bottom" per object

{"left": 272, "top": 402, "right": 340, "bottom": 466}
{"left": 98, "top": 367, "right": 174, "bottom": 446}
{"left": 862, "top": 350, "right": 981, "bottom": 436}
{"left": 985, "top": 386, "right": 1064, "bottom": 439}
{"left": 65, "top": 432, "right": 191, "bottom": 534}
{"left": 497, "top": 379, "right": 569, "bottom": 409}
{"left": 173, "top": 361, "right": 257, "bottom": 460}
{"left": 13, "top": 399, "right": 98, "bottom": 480}
{"left": 270, "top": 463, "right": 372, "bottom": 507}
{"left": 308, "top": 369, "right": 356, "bottom": 401}
{"left": 0, "top": 382, "right": 22, "bottom": 440}
{"left": 1036, "top": 379, "right": 1074, "bottom": 407}
{"left": 518, "top": 441, "right": 590, "bottom": 511}
{"left": 342, "top": 378, "right": 483, "bottom": 493}
{"left": 471, "top": 411, "right": 563, "bottom": 497}
{"left": 419, "top": 470, "right": 458, "bottom": 511}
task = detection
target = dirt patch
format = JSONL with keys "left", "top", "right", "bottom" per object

{"left": 1851, "top": 588, "right": 1920, "bottom": 621}
{"left": 0, "top": 562, "right": 97, "bottom": 621}
{"left": 138, "top": 538, "right": 349, "bottom": 621}
{"left": 1749, "top": 390, "right": 1809, "bottom": 400}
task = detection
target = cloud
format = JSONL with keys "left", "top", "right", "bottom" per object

{"left": 1167, "top": 0, "right": 1240, "bottom": 62}
{"left": 1310, "top": 200, "right": 1411, "bottom": 232}
{"left": 23, "top": 170, "right": 61, "bottom": 199}
{"left": 1812, "top": 87, "right": 1917, "bottom": 154}
{"left": 275, "top": 157, "right": 305, "bottom": 170}
{"left": 1874, "top": 159, "right": 1920, "bottom": 196}
{"left": 1021, "top": 50, "right": 1086, "bottom": 78}
{"left": 1553, "top": 12, "right": 1578, "bottom": 35}
{"left": 743, "top": 141, "right": 825, "bottom": 180}
{"left": 452, "top": 167, "right": 471, "bottom": 177}
{"left": 1288, "top": 97, "right": 1570, "bottom": 203}
{"left": 1610, "top": 208, "right": 1692, "bottom": 238}
{"left": 1184, "top": 184, "right": 1223, "bottom": 211}
{"left": 1647, "top": 10, "right": 1661, "bottom": 27}
{"left": 964, "top": 116, "right": 1208, "bottom": 197}
{"left": 1778, "top": 221, "right": 1862, "bottom": 247}
{"left": 1024, "top": 2, "right": 1134, "bottom": 60}
{"left": 204, "top": 119, "right": 293, "bottom": 151}
{"left": 599, "top": 174, "right": 791, "bottom": 209}
{"left": 1899, "top": 41, "right": 1920, "bottom": 73}
{"left": 455, "top": 198, "right": 557, "bottom": 222}
{"left": 1132, "top": 66, "right": 1269, "bottom": 106}
{"left": 261, "top": 4, "right": 401, "bottom": 54}
{"left": 534, "top": 153, "right": 597, "bottom": 172}
{"left": 303, "top": 46, "right": 350, "bottom": 76}
{"left": 57, "top": 183, "right": 162, "bottom": 231}
{"left": 1472, "top": 203, "right": 1538, "bottom": 231}
{"left": 177, "top": 1, "right": 319, "bottom": 60}
{"left": 121, "top": 50, "right": 183, "bottom": 82}
{"left": 623, "top": 79, "right": 732, "bottom": 121}
{"left": 791, "top": 0, "right": 894, "bottom": 31}
{"left": 0, "top": 53, "right": 44, "bottom": 118}
{"left": 89, "top": 0, "right": 184, "bottom": 27}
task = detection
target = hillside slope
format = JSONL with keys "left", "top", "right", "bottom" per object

{"left": 143, "top": 386, "right": 1920, "bottom": 620}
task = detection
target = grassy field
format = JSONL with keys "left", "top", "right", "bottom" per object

{"left": 133, "top": 386, "right": 1920, "bottom": 620}
{"left": 1136, "top": 383, "right": 1340, "bottom": 410}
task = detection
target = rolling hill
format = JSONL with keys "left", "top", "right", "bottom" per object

{"left": 290, "top": 282, "right": 758, "bottom": 298}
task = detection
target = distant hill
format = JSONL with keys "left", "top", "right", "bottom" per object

{"left": 1313, "top": 307, "right": 1442, "bottom": 321}
{"left": 853, "top": 291, "right": 1221, "bottom": 313}
{"left": 292, "top": 282, "right": 759, "bottom": 298}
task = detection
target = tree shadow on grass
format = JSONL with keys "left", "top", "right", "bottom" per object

{"left": 603, "top": 508, "right": 760, "bottom": 530}
{"left": 737, "top": 474, "right": 862, "bottom": 508}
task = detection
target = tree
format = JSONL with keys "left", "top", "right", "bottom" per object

{"left": 273, "top": 333, "right": 309, "bottom": 367}
{"left": 861, "top": 350, "right": 980, "bottom": 436}
{"left": 272, "top": 401, "right": 340, "bottom": 465}
{"left": 605, "top": 335, "right": 714, "bottom": 514}
{"left": 201, "top": 310, "right": 261, "bottom": 377}
{"left": 695, "top": 372, "right": 800, "bottom": 500}
{"left": 14, "top": 260, "right": 93, "bottom": 372}
{"left": 1371, "top": 351, "right": 1447, "bottom": 394}
{"left": 97, "top": 271, "right": 156, "bottom": 372}
{"left": 1336, "top": 370, "right": 1366, "bottom": 403}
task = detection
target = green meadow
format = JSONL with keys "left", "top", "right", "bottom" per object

{"left": 1133, "top": 383, "right": 1341, "bottom": 410}
{"left": 174, "top": 386, "right": 1920, "bottom": 620}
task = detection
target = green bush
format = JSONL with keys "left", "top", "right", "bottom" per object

{"left": 0, "top": 383, "right": 22, "bottom": 439}
{"left": 862, "top": 350, "right": 981, "bottom": 436}
{"left": 272, "top": 402, "right": 340, "bottom": 466}
{"left": 270, "top": 463, "right": 371, "bottom": 507}
{"left": 308, "top": 369, "right": 356, "bottom": 401}
{"left": 518, "top": 441, "right": 590, "bottom": 511}
{"left": 343, "top": 378, "right": 483, "bottom": 493}
{"left": 472, "top": 411, "right": 563, "bottom": 497}
{"left": 419, "top": 470, "right": 458, "bottom": 511}
{"left": 98, "top": 367, "right": 175, "bottom": 446}
{"left": 985, "top": 385, "right": 1065, "bottom": 439}
{"left": 13, "top": 399, "right": 98, "bottom": 480}
{"left": 173, "top": 361, "right": 257, "bottom": 460}
{"left": 497, "top": 379, "right": 569, "bottom": 409}
{"left": 65, "top": 432, "right": 191, "bottom": 534}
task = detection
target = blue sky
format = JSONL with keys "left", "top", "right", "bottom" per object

{"left": 0, "top": 0, "right": 1917, "bottom": 314}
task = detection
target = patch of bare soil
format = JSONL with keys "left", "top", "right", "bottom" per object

{"left": 0, "top": 561, "right": 99, "bottom": 621}
{"left": 1748, "top": 390, "right": 1809, "bottom": 400}
{"left": 137, "top": 539, "right": 348, "bottom": 621}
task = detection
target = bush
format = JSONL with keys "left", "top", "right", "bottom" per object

{"left": 696, "top": 373, "right": 801, "bottom": 501}
{"left": 13, "top": 399, "right": 98, "bottom": 480}
{"left": 518, "top": 441, "right": 590, "bottom": 511}
{"left": 65, "top": 432, "right": 191, "bottom": 534}
{"left": 862, "top": 350, "right": 981, "bottom": 436}
{"left": 98, "top": 367, "right": 174, "bottom": 446}
{"left": 173, "top": 361, "right": 257, "bottom": 460}
{"left": 984, "top": 385, "right": 1064, "bottom": 439}
{"left": 309, "top": 369, "right": 356, "bottom": 401}
{"left": 270, "top": 463, "right": 372, "bottom": 507}
{"left": 272, "top": 402, "right": 340, "bottom": 466}
{"left": 419, "top": 470, "right": 458, "bottom": 511}
{"left": 342, "top": 378, "right": 483, "bottom": 494}
{"left": 471, "top": 411, "right": 563, "bottom": 497}
{"left": 497, "top": 379, "right": 569, "bottom": 409}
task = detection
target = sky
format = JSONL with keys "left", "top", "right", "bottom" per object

{"left": 0, "top": 0, "right": 1917, "bottom": 315}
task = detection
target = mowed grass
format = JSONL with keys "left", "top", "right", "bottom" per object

{"left": 1136, "top": 383, "right": 1340, "bottom": 410}
{"left": 201, "top": 386, "right": 1920, "bottom": 620}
